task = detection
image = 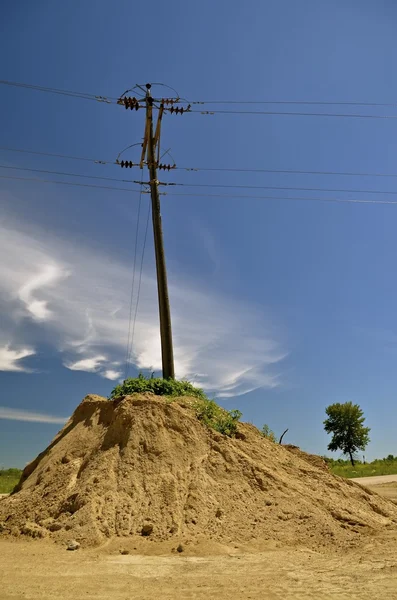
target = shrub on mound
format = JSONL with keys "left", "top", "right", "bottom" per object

{"left": 193, "top": 398, "right": 242, "bottom": 437}
{"left": 110, "top": 375, "right": 242, "bottom": 437}
{"left": 110, "top": 374, "right": 207, "bottom": 400}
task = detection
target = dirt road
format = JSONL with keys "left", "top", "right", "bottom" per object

{"left": 355, "top": 477, "right": 397, "bottom": 504}
{"left": 2, "top": 535, "right": 397, "bottom": 600}
{"left": 353, "top": 475, "right": 397, "bottom": 486}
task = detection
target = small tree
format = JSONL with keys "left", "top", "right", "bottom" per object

{"left": 261, "top": 424, "right": 276, "bottom": 442}
{"left": 324, "top": 402, "right": 370, "bottom": 467}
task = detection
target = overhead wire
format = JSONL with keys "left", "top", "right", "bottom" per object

{"left": 162, "top": 181, "right": 397, "bottom": 197}
{"left": 186, "top": 99, "right": 397, "bottom": 108}
{"left": 0, "top": 163, "right": 143, "bottom": 185}
{"left": 190, "top": 108, "right": 397, "bottom": 120}
{"left": 4, "top": 173, "right": 397, "bottom": 205}
{"left": 175, "top": 165, "right": 397, "bottom": 178}
{"left": 0, "top": 80, "right": 116, "bottom": 103}
{"left": 163, "top": 190, "right": 397, "bottom": 205}
{"left": 124, "top": 181, "right": 143, "bottom": 380}
{"left": 4, "top": 79, "right": 397, "bottom": 111}
{"left": 0, "top": 174, "right": 142, "bottom": 194}
{"left": 0, "top": 146, "right": 110, "bottom": 164}
{"left": 3, "top": 146, "right": 397, "bottom": 179}
{"left": 3, "top": 80, "right": 397, "bottom": 118}
{"left": 4, "top": 164, "right": 397, "bottom": 197}
{"left": 130, "top": 198, "right": 151, "bottom": 360}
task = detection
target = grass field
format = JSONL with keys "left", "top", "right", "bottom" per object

{"left": 328, "top": 458, "right": 397, "bottom": 479}
{"left": 0, "top": 469, "right": 22, "bottom": 494}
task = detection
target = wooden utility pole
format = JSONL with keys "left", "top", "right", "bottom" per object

{"left": 144, "top": 84, "right": 175, "bottom": 379}
{"left": 117, "top": 84, "right": 190, "bottom": 379}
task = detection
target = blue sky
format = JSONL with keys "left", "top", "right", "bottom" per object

{"left": 1, "top": 0, "right": 397, "bottom": 466}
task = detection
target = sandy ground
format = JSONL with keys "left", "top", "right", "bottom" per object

{"left": 354, "top": 476, "right": 397, "bottom": 503}
{"left": 2, "top": 481, "right": 397, "bottom": 599}
{"left": 2, "top": 534, "right": 397, "bottom": 600}
{"left": 362, "top": 481, "right": 397, "bottom": 503}
{"left": 354, "top": 475, "right": 397, "bottom": 486}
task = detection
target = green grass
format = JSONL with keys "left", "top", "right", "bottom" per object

{"left": 111, "top": 375, "right": 242, "bottom": 437}
{"left": 193, "top": 398, "right": 242, "bottom": 437}
{"left": 0, "top": 468, "right": 22, "bottom": 494}
{"left": 327, "top": 457, "right": 397, "bottom": 479}
{"left": 110, "top": 374, "right": 207, "bottom": 400}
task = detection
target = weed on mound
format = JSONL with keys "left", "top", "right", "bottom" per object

{"left": 110, "top": 374, "right": 207, "bottom": 400}
{"left": 111, "top": 375, "right": 242, "bottom": 437}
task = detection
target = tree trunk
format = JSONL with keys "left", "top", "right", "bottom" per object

{"left": 279, "top": 429, "right": 289, "bottom": 444}
{"left": 348, "top": 451, "right": 355, "bottom": 467}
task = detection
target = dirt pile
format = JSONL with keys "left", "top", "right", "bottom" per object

{"left": 1, "top": 393, "right": 397, "bottom": 551}
{"left": 283, "top": 444, "right": 329, "bottom": 471}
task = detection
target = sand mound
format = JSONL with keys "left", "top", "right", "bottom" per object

{"left": 283, "top": 444, "right": 329, "bottom": 471}
{"left": 1, "top": 394, "right": 397, "bottom": 552}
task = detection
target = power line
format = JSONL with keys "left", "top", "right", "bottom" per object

{"left": 0, "top": 164, "right": 142, "bottom": 185}
{"left": 3, "top": 146, "right": 397, "bottom": 180}
{"left": 191, "top": 108, "right": 397, "bottom": 120}
{"left": 4, "top": 164, "right": 397, "bottom": 197}
{"left": 0, "top": 80, "right": 115, "bottom": 103}
{"left": 129, "top": 199, "right": 151, "bottom": 364}
{"left": 0, "top": 146, "right": 110, "bottom": 164}
{"left": 0, "top": 174, "right": 142, "bottom": 194}
{"left": 3, "top": 173, "right": 397, "bottom": 205}
{"left": 164, "top": 181, "right": 397, "bottom": 197}
{"left": 188, "top": 100, "right": 397, "bottom": 108}
{"left": 177, "top": 165, "right": 397, "bottom": 178}
{"left": 4, "top": 80, "right": 397, "bottom": 111}
{"left": 165, "top": 190, "right": 397, "bottom": 205}
{"left": 125, "top": 183, "right": 143, "bottom": 380}
{"left": 4, "top": 80, "right": 397, "bottom": 119}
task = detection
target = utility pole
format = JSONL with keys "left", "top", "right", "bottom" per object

{"left": 144, "top": 84, "right": 174, "bottom": 379}
{"left": 116, "top": 84, "right": 190, "bottom": 379}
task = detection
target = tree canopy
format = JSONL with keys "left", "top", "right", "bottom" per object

{"left": 323, "top": 402, "right": 370, "bottom": 466}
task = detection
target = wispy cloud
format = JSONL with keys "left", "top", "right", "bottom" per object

{"left": 0, "top": 406, "right": 67, "bottom": 424}
{"left": 0, "top": 344, "right": 35, "bottom": 372}
{"left": 65, "top": 355, "right": 107, "bottom": 372}
{"left": 195, "top": 224, "right": 222, "bottom": 275}
{"left": 18, "top": 264, "right": 68, "bottom": 321}
{"left": 101, "top": 369, "right": 123, "bottom": 381}
{"left": 0, "top": 216, "right": 287, "bottom": 396}
{"left": 64, "top": 357, "right": 121, "bottom": 380}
